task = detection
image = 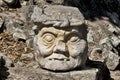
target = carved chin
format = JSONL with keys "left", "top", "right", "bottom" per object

{"left": 38, "top": 58, "right": 81, "bottom": 71}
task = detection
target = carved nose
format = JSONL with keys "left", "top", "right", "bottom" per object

{"left": 53, "top": 41, "right": 67, "bottom": 53}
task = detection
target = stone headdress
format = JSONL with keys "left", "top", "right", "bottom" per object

{"left": 31, "top": 5, "right": 85, "bottom": 28}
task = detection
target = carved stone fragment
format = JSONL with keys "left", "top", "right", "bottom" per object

{"left": 106, "top": 51, "right": 120, "bottom": 70}
{"left": 32, "top": 5, "right": 87, "bottom": 71}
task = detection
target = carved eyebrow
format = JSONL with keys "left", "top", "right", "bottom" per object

{"left": 65, "top": 31, "right": 80, "bottom": 36}
{"left": 40, "top": 29, "right": 57, "bottom": 36}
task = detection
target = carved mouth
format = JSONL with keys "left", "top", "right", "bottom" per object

{"left": 49, "top": 58, "right": 69, "bottom": 61}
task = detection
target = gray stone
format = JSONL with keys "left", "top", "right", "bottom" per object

{"left": 6, "top": 61, "right": 110, "bottom": 80}
{"left": 106, "top": 51, "right": 120, "bottom": 70}
{"left": 0, "top": 17, "right": 4, "bottom": 28}
{"left": 3, "top": 0, "right": 17, "bottom": 4}
{"left": 70, "top": 69, "right": 99, "bottom": 80}
{"left": 5, "top": 18, "right": 35, "bottom": 41}
{"left": 18, "top": 29, "right": 35, "bottom": 40}
{"left": 20, "top": 53, "right": 34, "bottom": 61}
{"left": 26, "top": 38, "right": 34, "bottom": 48}
{"left": 99, "top": 37, "right": 113, "bottom": 50}
{"left": 99, "top": 37, "right": 111, "bottom": 45}
{"left": 89, "top": 48, "right": 103, "bottom": 61}
{"left": 34, "top": 0, "right": 64, "bottom": 5}
{"left": 0, "top": 0, "right": 6, "bottom": 7}
{"left": 87, "top": 20, "right": 120, "bottom": 72}
{"left": 0, "top": 52, "right": 13, "bottom": 67}
{"left": 32, "top": 5, "right": 87, "bottom": 71}
{"left": 0, "top": 0, "right": 19, "bottom": 7}
{"left": 87, "top": 29, "right": 94, "bottom": 43}
{"left": 110, "top": 71, "right": 120, "bottom": 80}
{"left": 5, "top": 19, "right": 18, "bottom": 34}
{"left": 13, "top": 29, "right": 27, "bottom": 41}
{"left": 107, "top": 12, "right": 120, "bottom": 27}
{"left": 31, "top": 5, "right": 84, "bottom": 28}
{"left": 111, "top": 35, "right": 120, "bottom": 47}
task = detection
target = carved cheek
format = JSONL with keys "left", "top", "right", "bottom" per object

{"left": 38, "top": 44, "right": 55, "bottom": 57}
{"left": 67, "top": 40, "right": 87, "bottom": 58}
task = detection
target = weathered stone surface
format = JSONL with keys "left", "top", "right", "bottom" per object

{"left": 0, "top": 6, "right": 36, "bottom": 43}
{"left": 34, "top": 26, "right": 88, "bottom": 71}
{"left": 110, "top": 71, "right": 120, "bottom": 80}
{"left": 0, "top": 0, "right": 20, "bottom": 8}
{"left": 32, "top": 5, "right": 88, "bottom": 71}
{"left": 31, "top": 5, "right": 84, "bottom": 27}
{"left": 34, "top": 0, "right": 64, "bottom": 5}
{"left": 0, "top": 0, "right": 119, "bottom": 80}
{"left": 0, "top": 17, "right": 4, "bottom": 29}
{"left": 89, "top": 48, "right": 103, "bottom": 61}
{"left": 0, "top": 52, "right": 13, "bottom": 67}
{"left": 26, "top": 38, "right": 34, "bottom": 48}
{"left": 13, "top": 29, "right": 28, "bottom": 41}
{"left": 87, "top": 20, "right": 120, "bottom": 71}
{"left": 20, "top": 52, "right": 34, "bottom": 61}
{"left": 106, "top": 51, "right": 120, "bottom": 70}
{"left": 5, "top": 61, "right": 110, "bottom": 80}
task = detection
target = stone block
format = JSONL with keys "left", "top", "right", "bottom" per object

{"left": 5, "top": 61, "right": 110, "bottom": 80}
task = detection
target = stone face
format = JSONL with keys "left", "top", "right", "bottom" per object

{"left": 33, "top": 5, "right": 88, "bottom": 71}
{"left": 34, "top": 26, "right": 88, "bottom": 71}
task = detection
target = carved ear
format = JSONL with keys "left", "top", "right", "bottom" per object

{"left": 33, "top": 35, "right": 39, "bottom": 61}
{"left": 33, "top": 35, "right": 38, "bottom": 49}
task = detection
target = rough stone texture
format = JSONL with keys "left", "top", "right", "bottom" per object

{"left": 0, "top": 52, "right": 13, "bottom": 67}
{"left": 0, "top": 0, "right": 120, "bottom": 80}
{"left": 0, "top": 5, "right": 35, "bottom": 46}
{"left": 34, "top": 26, "right": 88, "bottom": 71}
{"left": 31, "top": 5, "right": 84, "bottom": 28}
{"left": 3, "top": 61, "right": 110, "bottom": 80}
{"left": 106, "top": 51, "right": 120, "bottom": 70}
{"left": 0, "top": 0, "right": 20, "bottom": 8}
{"left": 110, "top": 71, "right": 120, "bottom": 80}
{"left": 34, "top": 0, "right": 64, "bottom": 6}
{"left": 0, "top": 17, "right": 4, "bottom": 29}
{"left": 87, "top": 19, "right": 120, "bottom": 71}
{"left": 32, "top": 5, "right": 88, "bottom": 71}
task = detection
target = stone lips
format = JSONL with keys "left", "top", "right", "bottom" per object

{"left": 31, "top": 5, "right": 85, "bottom": 28}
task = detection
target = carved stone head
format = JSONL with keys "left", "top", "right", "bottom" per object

{"left": 32, "top": 5, "right": 88, "bottom": 71}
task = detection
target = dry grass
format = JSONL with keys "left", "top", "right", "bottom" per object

{"left": 0, "top": 31, "right": 34, "bottom": 62}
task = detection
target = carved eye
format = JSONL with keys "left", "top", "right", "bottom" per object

{"left": 68, "top": 34, "right": 80, "bottom": 42}
{"left": 42, "top": 33, "right": 55, "bottom": 43}
{"left": 70, "top": 36, "right": 80, "bottom": 42}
